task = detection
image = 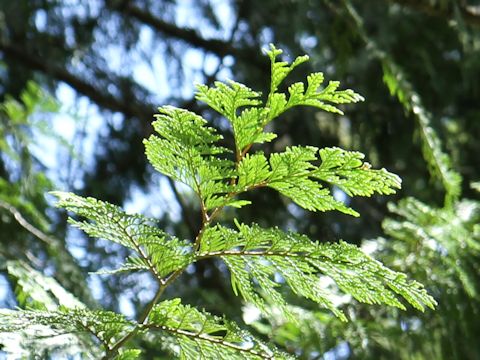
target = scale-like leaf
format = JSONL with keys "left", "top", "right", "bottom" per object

{"left": 269, "top": 176, "right": 356, "bottom": 216}
{"left": 235, "top": 107, "right": 277, "bottom": 151}
{"left": 196, "top": 81, "right": 269, "bottom": 154}
{"left": 196, "top": 80, "right": 261, "bottom": 122}
{"left": 198, "top": 223, "right": 436, "bottom": 322}
{"left": 53, "top": 192, "right": 194, "bottom": 279}
{"left": 144, "top": 106, "right": 236, "bottom": 210}
{"left": 145, "top": 298, "right": 291, "bottom": 360}
{"left": 267, "top": 146, "right": 356, "bottom": 215}
{"left": 235, "top": 146, "right": 399, "bottom": 216}
{"left": 264, "top": 45, "right": 363, "bottom": 123}
{"left": 266, "top": 44, "right": 309, "bottom": 94}
{"left": 314, "top": 147, "right": 401, "bottom": 196}
{"left": 236, "top": 153, "right": 271, "bottom": 189}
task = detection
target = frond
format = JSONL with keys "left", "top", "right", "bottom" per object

{"left": 269, "top": 176, "right": 356, "bottom": 216}
{"left": 266, "top": 44, "right": 310, "bottom": 95}
{"left": 4, "top": 44, "right": 438, "bottom": 360}
{"left": 196, "top": 80, "right": 272, "bottom": 154}
{"left": 313, "top": 147, "right": 401, "bottom": 196}
{"left": 144, "top": 106, "right": 237, "bottom": 210}
{"left": 195, "top": 44, "right": 363, "bottom": 159}
{"left": 198, "top": 223, "right": 436, "bottom": 322}
{"left": 52, "top": 192, "right": 194, "bottom": 280}
{"left": 235, "top": 107, "right": 277, "bottom": 151}
{"left": 90, "top": 256, "right": 157, "bottom": 275}
{"left": 265, "top": 44, "right": 363, "bottom": 123}
{"left": 267, "top": 146, "right": 356, "bottom": 215}
{"left": 236, "top": 146, "right": 401, "bottom": 216}
{"left": 236, "top": 152, "right": 271, "bottom": 189}
{"left": 195, "top": 80, "right": 262, "bottom": 123}
{"left": 145, "top": 298, "right": 292, "bottom": 360}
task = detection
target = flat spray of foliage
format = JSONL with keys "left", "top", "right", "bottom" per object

{"left": 0, "top": 45, "right": 436, "bottom": 359}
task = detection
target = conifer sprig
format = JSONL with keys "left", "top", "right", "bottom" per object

{"left": 52, "top": 191, "right": 194, "bottom": 283}
{"left": 0, "top": 45, "right": 435, "bottom": 359}
{"left": 197, "top": 44, "right": 363, "bottom": 161}
{"left": 198, "top": 222, "right": 435, "bottom": 322}
{"left": 235, "top": 145, "right": 401, "bottom": 216}
{"left": 144, "top": 298, "right": 292, "bottom": 359}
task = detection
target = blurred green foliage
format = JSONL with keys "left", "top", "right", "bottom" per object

{"left": 0, "top": 0, "right": 479, "bottom": 358}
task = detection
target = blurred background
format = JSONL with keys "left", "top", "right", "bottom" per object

{"left": 0, "top": 0, "right": 480, "bottom": 358}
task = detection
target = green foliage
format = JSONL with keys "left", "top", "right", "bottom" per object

{"left": 144, "top": 106, "right": 238, "bottom": 211}
{"left": 146, "top": 298, "right": 290, "bottom": 359}
{"left": 0, "top": 81, "right": 93, "bottom": 312}
{"left": 151, "top": 61, "right": 397, "bottom": 216}
{"left": 245, "top": 18, "right": 477, "bottom": 355}
{"left": 321, "top": 193, "right": 480, "bottom": 359}
{"left": 0, "top": 81, "right": 59, "bottom": 160}
{"left": 0, "top": 81, "right": 59, "bottom": 229}
{"left": 6, "top": 260, "right": 84, "bottom": 310}
{"left": 196, "top": 45, "right": 363, "bottom": 159}
{"left": 0, "top": 307, "right": 134, "bottom": 354}
{"left": 243, "top": 303, "right": 344, "bottom": 359}
{"left": 315, "top": 147, "right": 401, "bottom": 197}
{"left": 0, "top": 309, "right": 95, "bottom": 359}
{"left": 382, "top": 61, "right": 462, "bottom": 206}
{"left": 114, "top": 349, "right": 142, "bottom": 360}
{"left": 52, "top": 191, "right": 194, "bottom": 280}
{"left": 254, "top": 192, "right": 480, "bottom": 359}
{"left": 265, "top": 46, "right": 363, "bottom": 118}
{"left": 0, "top": 261, "right": 91, "bottom": 358}
{"left": 343, "top": 0, "right": 462, "bottom": 207}
{"left": 0, "top": 45, "right": 435, "bottom": 359}
{"left": 200, "top": 222, "right": 434, "bottom": 323}
{"left": 383, "top": 196, "right": 480, "bottom": 298}
{"left": 236, "top": 145, "right": 400, "bottom": 216}
{"left": 196, "top": 81, "right": 267, "bottom": 153}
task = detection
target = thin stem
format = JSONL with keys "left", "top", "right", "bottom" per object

{"left": 103, "top": 266, "right": 187, "bottom": 359}
{"left": 116, "top": 218, "right": 163, "bottom": 285}
{"left": 137, "top": 285, "right": 166, "bottom": 325}
{"left": 193, "top": 224, "right": 208, "bottom": 250}
{"left": 208, "top": 181, "right": 267, "bottom": 224}
{"left": 0, "top": 200, "right": 54, "bottom": 245}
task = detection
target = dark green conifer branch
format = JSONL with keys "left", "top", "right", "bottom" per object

{"left": 342, "top": 0, "right": 462, "bottom": 207}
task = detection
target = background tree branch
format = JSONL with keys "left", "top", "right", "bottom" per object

{"left": 391, "top": 0, "right": 480, "bottom": 27}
